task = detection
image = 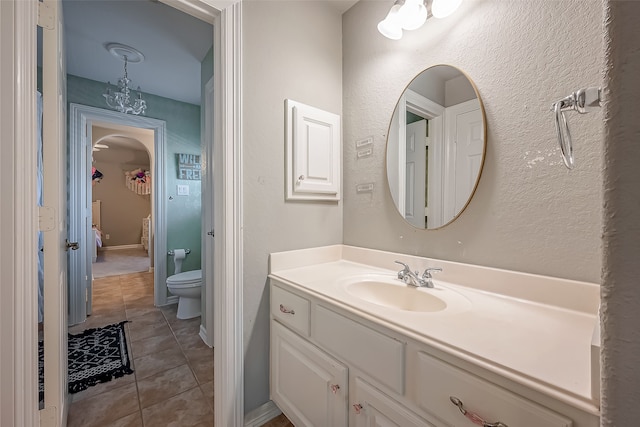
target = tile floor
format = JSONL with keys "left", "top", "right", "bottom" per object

{"left": 260, "top": 413, "right": 294, "bottom": 427}
{"left": 67, "top": 272, "right": 214, "bottom": 427}
{"left": 67, "top": 270, "right": 293, "bottom": 427}
{"left": 92, "top": 248, "right": 151, "bottom": 278}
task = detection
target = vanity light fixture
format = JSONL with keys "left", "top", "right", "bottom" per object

{"left": 378, "top": 0, "right": 463, "bottom": 40}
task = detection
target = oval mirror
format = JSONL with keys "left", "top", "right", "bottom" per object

{"left": 385, "top": 65, "right": 486, "bottom": 229}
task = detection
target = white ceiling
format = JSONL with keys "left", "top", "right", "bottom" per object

{"left": 63, "top": 0, "right": 214, "bottom": 105}
{"left": 62, "top": 0, "right": 359, "bottom": 106}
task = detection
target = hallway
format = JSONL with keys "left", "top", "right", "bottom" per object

{"left": 67, "top": 272, "right": 213, "bottom": 427}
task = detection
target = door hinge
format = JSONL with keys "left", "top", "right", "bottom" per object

{"left": 38, "top": 206, "right": 56, "bottom": 232}
{"left": 37, "top": 2, "right": 55, "bottom": 30}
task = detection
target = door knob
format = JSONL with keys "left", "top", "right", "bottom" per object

{"left": 207, "top": 230, "right": 214, "bottom": 237}
{"left": 66, "top": 239, "right": 79, "bottom": 251}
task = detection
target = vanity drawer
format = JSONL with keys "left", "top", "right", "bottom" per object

{"left": 314, "top": 305, "right": 405, "bottom": 394}
{"left": 414, "top": 351, "right": 572, "bottom": 427}
{"left": 271, "top": 283, "right": 310, "bottom": 336}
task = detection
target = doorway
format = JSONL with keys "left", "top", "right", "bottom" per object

{"left": 90, "top": 125, "right": 153, "bottom": 280}
{"left": 68, "top": 105, "right": 169, "bottom": 324}
{"left": 4, "top": 0, "right": 244, "bottom": 425}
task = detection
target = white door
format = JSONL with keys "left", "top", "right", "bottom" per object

{"left": 40, "top": 0, "right": 69, "bottom": 425}
{"left": 404, "top": 120, "right": 427, "bottom": 228}
{"left": 442, "top": 99, "right": 482, "bottom": 220}
{"left": 453, "top": 104, "right": 483, "bottom": 215}
{"left": 201, "top": 77, "right": 214, "bottom": 346}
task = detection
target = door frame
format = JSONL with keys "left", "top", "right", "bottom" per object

{"left": 0, "top": 1, "right": 40, "bottom": 426}
{"left": 201, "top": 76, "right": 215, "bottom": 346}
{"left": 4, "top": 0, "right": 244, "bottom": 426}
{"left": 68, "top": 105, "right": 168, "bottom": 321}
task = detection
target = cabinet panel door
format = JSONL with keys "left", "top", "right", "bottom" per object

{"left": 351, "top": 377, "right": 434, "bottom": 427}
{"left": 285, "top": 99, "right": 341, "bottom": 201}
{"left": 271, "top": 322, "right": 348, "bottom": 426}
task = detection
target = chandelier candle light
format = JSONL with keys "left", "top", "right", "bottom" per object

{"left": 103, "top": 43, "right": 147, "bottom": 115}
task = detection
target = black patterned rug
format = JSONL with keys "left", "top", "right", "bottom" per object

{"left": 67, "top": 321, "right": 134, "bottom": 394}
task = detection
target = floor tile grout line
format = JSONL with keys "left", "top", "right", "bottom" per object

{"left": 121, "top": 278, "right": 146, "bottom": 427}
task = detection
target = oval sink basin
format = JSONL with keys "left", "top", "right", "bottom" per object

{"left": 345, "top": 279, "right": 447, "bottom": 312}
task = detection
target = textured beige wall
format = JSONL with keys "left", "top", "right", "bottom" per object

{"left": 92, "top": 145, "right": 151, "bottom": 247}
{"left": 601, "top": 1, "right": 640, "bottom": 424}
{"left": 343, "top": 0, "right": 603, "bottom": 283}
{"left": 242, "top": 0, "right": 343, "bottom": 413}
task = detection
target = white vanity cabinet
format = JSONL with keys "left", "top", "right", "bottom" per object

{"left": 270, "top": 278, "right": 597, "bottom": 427}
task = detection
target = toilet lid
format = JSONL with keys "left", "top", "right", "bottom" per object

{"left": 167, "top": 269, "right": 202, "bottom": 285}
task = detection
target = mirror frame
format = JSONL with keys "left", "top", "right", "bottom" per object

{"left": 384, "top": 64, "right": 487, "bottom": 230}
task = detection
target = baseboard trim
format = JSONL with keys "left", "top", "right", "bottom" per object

{"left": 244, "top": 401, "right": 282, "bottom": 427}
{"left": 100, "top": 244, "right": 144, "bottom": 251}
{"left": 199, "top": 324, "right": 212, "bottom": 348}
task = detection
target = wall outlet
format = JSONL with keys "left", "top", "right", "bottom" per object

{"left": 105, "top": 234, "right": 110, "bottom": 240}
{"left": 177, "top": 184, "right": 190, "bottom": 196}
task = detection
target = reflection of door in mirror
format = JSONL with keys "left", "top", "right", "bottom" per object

{"left": 443, "top": 100, "right": 484, "bottom": 219}
{"left": 405, "top": 119, "right": 427, "bottom": 228}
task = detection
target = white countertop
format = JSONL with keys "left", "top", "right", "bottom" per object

{"left": 269, "top": 245, "right": 600, "bottom": 415}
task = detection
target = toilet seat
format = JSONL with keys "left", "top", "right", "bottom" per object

{"left": 167, "top": 269, "right": 202, "bottom": 287}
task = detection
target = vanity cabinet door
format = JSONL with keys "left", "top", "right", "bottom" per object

{"left": 351, "top": 377, "right": 435, "bottom": 427}
{"left": 271, "top": 321, "right": 348, "bottom": 426}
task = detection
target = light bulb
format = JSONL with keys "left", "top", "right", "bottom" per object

{"left": 399, "top": 0, "right": 427, "bottom": 31}
{"left": 377, "top": 4, "right": 404, "bottom": 40}
{"left": 431, "top": 0, "right": 463, "bottom": 18}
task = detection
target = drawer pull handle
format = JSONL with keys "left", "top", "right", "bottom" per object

{"left": 353, "top": 403, "right": 363, "bottom": 414}
{"left": 450, "top": 396, "right": 509, "bottom": 427}
{"left": 279, "top": 304, "right": 295, "bottom": 315}
{"left": 330, "top": 384, "right": 340, "bottom": 394}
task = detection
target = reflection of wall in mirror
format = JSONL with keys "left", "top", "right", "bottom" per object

{"left": 444, "top": 75, "right": 476, "bottom": 106}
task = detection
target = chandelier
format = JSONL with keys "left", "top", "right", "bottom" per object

{"left": 103, "top": 43, "right": 147, "bottom": 115}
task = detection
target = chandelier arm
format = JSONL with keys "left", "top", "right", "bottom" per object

{"left": 102, "top": 53, "right": 146, "bottom": 115}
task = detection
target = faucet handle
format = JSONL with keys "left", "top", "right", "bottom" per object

{"left": 422, "top": 267, "right": 443, "bottom": 279}
{"left": 394, "top": 261, "right": 411, "bottom": 280}
{"left": 394, "top": 260, "right": 410, "bottom": 271}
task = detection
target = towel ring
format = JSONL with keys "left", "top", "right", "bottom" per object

{"left": 550, "top": 87, "right": 601, "bottom": 170}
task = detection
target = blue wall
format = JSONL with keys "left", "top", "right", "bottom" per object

{"left": 67, "top": 74, "right": 202, "bottom": 275}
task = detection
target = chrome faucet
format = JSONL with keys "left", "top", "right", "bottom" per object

{"left": 394, "top": 261, "right": 442, "bottom": 288}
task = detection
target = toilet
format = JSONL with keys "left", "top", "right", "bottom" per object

{"left": 166, "top": 270, "right": 202, "bottom": 319}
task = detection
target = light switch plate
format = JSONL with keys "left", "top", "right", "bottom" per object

{"left": 177, "top": 184, "right": 189, "bottom": 196}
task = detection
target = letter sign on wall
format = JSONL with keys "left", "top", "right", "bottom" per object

{"left": 177, "top": 153, "right": 201, "bottom": 180}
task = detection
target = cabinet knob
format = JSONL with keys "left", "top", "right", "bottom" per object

{"left": 296, "top": 175, "right": 305, "bottom": 185}
{"left": 353, "top": 403, "right": 363, "bottom": 414}
{"left": 330, "top": 384, "right": 340, "bottom": 394}
{"left": 279, "top": 304, "right": 295, "bottom": 315}
{"left": 449, "top": 396, "right": 508, "bottom": 427}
